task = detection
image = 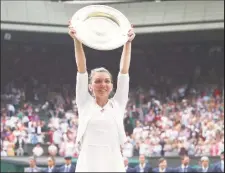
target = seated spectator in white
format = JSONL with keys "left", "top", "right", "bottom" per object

{"left": 62, "top": 132, "right": 68, "bottom": 142}
{"left": 37, "top": 134, "right": 44, "bottom": 144}
{"left": 1, "top": 147, "right": 7, "bottom": 157}
{"left": 123, "top": 139, "right": 134, "bottom": 158}
{"left": 48, "top": 143, "right": 58, "bottom": 156}
{"left": 5, "top": 116, "right": 17, "bottom": 129}
{"left": 21, "top": 114, "right": 29, "bottom": 125}
{"left": 139, "top": 140, "right": 149, "bottom": 157}
{"left": 13, "top": 127, "right": 21, "bottom": 138}
{"left": 53, "top": 128, "right": 62, "bottom": 147}
{"left": 151, "top": 141, "right": 162, "bottom": 157}
{"left": 133, "top": 121, "right": 143, "bottom": 141}
{"left": 7, "top": 103, "right": 15, "bottom": 116}
{"left": 60, "top": 119, "right": 69, "bottom": 133}
{"left": 2, "top": 137, "right": 9, "bottom": 151}
{"left": 51, "top": 117, "right": 60, "bottom": 130}
{"left": 32, "top": 143, "right": 44, "bottom": 157}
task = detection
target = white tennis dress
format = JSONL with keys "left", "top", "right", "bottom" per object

{"left": 75, "top": 72, "right": 129, "bottom": 172}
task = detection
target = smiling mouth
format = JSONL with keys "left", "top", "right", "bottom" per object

{"left": 99, "top": 90, "right": 107, "bottom": 92}
{"left": 98, "top": 90, "right": 108, "bottom": 94}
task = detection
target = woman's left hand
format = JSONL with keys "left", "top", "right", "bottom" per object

{"left": 127, "top": 25, "right": 135, "bottom": 43}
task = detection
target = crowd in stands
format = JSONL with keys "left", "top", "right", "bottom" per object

{"left": 1, "top": 78, "right": 224, "bottom": 159}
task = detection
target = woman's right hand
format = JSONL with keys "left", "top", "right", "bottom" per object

{"left": 68, "top": 20, "right": 77, "bottom": 40}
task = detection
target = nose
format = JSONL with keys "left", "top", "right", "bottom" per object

{"left": 99, "top": 81, "right": 107, "bottom": 87}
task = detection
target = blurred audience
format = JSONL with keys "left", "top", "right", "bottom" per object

{"left": 0, "top": 81, "right": 224, "bottom": 159}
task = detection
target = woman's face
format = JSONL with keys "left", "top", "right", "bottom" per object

{"left": 90, "top": 72, "right": 113, "bottom": 99}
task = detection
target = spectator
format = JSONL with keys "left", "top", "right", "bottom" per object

{"left": 123, "top": 138, "right": 133, "bottom": 158}
{"left": 1, "top": 147, "right": 7, "bottom": 157}
{"left": 42, "top": 156, "right": 58, "bottom": 173}
{"left": 198, "top": 156, "right": 214, "bottom": 172}
{"left": 152, "top": 158, "right": 172, "bottom": 173}
{"left": 7, "top": 139, "right": 15, "bottom": 156}
{"left": 59, "top": 155, "right": 76, "bottom": 172}
{"left": 214, "top": 151, "right": 224, "bottom": 172}
{"left": 175, "top": 155, "right": 196, "bottom": 172}
{"left": 48, "top": 143, "right": 58, "bottom": 156}
{"left": 124, "top": 157, "right": 135, "bottom": 173}
{"left": 15, "top": 135, "right": 26, "bottom": 156}
{"left": 134, "top": 155, "right": 152, "bottom": 172}
{"left": 32, "top": 143, "right": 44, "bottom": 157}
{"left": 24, "top": 156, "right": 41, "bottom": 172}
{"left": 52, "top": 128, "right": 62, "bottom": 148}
{"left": 133, "top": 142, "right": 140, "bottom": 157}
{"left": 64, "top": 138, "right": 76, "bottom": 157}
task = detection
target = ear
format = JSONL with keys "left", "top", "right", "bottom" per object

{"left": 110, "top": 83, "right": 113, "bottom": 93}
{"left": 88, "top": 84, "right": 92, "bottom": 92}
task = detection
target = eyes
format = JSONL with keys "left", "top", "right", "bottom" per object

{"left": 94, "top": 79, "right": 111, "bottom": 84}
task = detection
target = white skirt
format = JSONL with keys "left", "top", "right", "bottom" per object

{"left": 75, "top": 144, "right": 125, "bottom": 172}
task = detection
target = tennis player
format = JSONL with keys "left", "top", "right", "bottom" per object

{"left": 68, "top": 20, "right": 135, "bottom": 172}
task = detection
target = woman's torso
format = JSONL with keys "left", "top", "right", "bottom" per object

{"left": 82, "top": 102, "right": 120, "bottom": 149}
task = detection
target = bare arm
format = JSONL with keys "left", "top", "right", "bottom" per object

{"left": 113, "top": 28, "right": 135, "bottom": 111}
{"left": 120, "top": 42, "right": 132, "bottom": 74}
{"left": 68, "top": 24, "right": 91, "bottom": 108}
{"left": 74, "top": 38, "right": 87, "bottom": 73}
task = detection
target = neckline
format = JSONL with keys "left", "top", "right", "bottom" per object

{"left": 94, "top": 99, "right": 112, "bottom": 110}
{"left": 94, "top": 100, "right": 109, "bottom": 108}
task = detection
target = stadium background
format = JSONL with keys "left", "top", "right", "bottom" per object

{"left": 1, "top": 0, "right": 224, "bottom": 172}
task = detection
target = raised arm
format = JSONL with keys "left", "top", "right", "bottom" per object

{"left": 113, "top": 27, "right": 135, "bottom": 110}
{"left": 119, "top": 41, "right": 132, "bottom": 74}
{"left": 68, "top": 22, "right": 91, "bottom": 108}
{"left": 74, "top": 38, "right": 87, "bottom": 73}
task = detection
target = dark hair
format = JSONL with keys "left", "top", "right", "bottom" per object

{"left": 181, "top": 155, "right": 189, "bottom": 160}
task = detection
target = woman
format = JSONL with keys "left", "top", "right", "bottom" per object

{"left": 68, "top": 20, "right": 135, "bottom": 172}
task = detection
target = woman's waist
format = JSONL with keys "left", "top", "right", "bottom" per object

{"left": 83, "top": 133, "right": 118, "bottom": 146}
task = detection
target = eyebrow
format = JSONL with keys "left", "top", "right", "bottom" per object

{"left": 94, "top": 78, "right": 111, "bottom": 80}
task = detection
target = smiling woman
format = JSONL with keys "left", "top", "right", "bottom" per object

{"left": 88, "top": 67, "right": 113, "bottom": 98}
{"left": 68, "top": 15, "right": 135, "bottom": 171}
